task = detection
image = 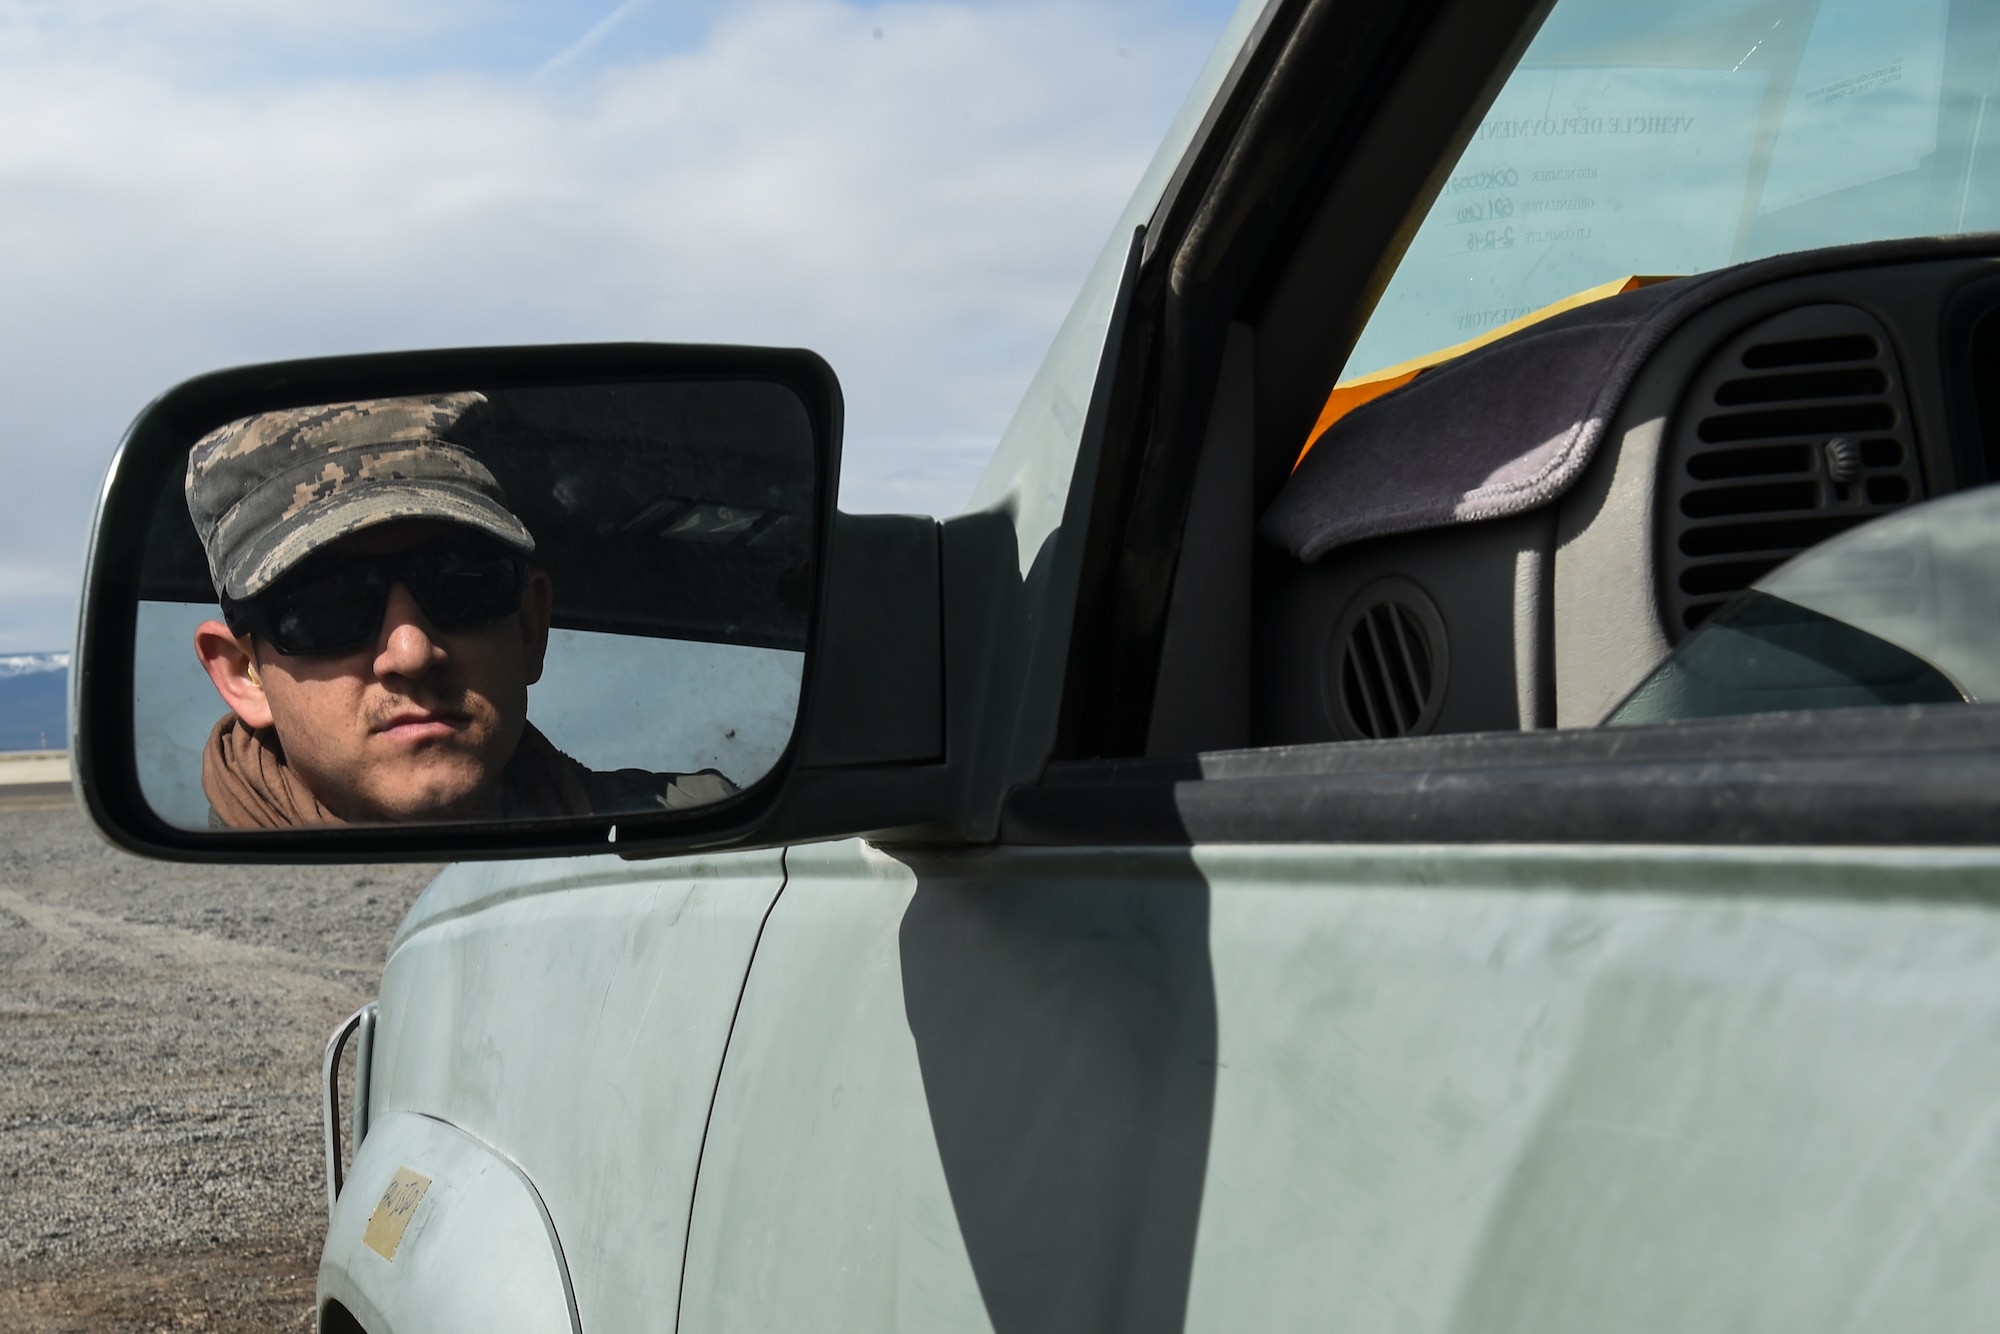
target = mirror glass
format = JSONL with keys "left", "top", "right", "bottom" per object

{"left": 131, "top": 381, "right": 816, "bottom": 830}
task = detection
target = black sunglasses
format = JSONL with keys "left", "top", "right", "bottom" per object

{"left": 222, "top": 532, "right": 528, "bottom": 657}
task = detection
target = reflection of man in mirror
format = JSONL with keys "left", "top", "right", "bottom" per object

{"left": 186, "top": 392, "right": 734, "bottom": 828}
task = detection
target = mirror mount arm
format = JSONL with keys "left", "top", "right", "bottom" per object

{"left": 627, "top": 512, "right": 960, "bottom": 858}
{"left": 793, "top": 513, "right": 944, "bottom": 769}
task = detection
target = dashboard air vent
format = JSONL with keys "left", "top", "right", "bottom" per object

{"left": 1325, "top": 578, "right": 1449, "bottom": 741}
{"left": 1663, "top": 303, "right": 1925, "bottom": 638}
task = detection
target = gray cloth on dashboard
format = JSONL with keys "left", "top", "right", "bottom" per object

{"left": 1259, "top": 232, "right": 2000, "bottom": 564}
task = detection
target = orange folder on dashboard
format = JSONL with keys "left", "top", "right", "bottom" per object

{"left": 1295, "top": 274, "right": 1678, "bottom": 471}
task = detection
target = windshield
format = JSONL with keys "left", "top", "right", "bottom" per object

{"left": 1348, "top": 0, "right": 2000, "bottom": 376}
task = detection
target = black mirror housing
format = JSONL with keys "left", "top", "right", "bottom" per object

{"left": 72, "top": 342, "right": 919, "bottom": 862}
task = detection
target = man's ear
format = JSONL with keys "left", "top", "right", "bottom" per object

{"left": 520, "top": 570, "right": 554, "bottom": 686}
{"left": 194, "top": 620, "right": 276, "bottom": 730}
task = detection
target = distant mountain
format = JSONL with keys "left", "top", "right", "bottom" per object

{"left": 0, "top": 653, "right": 68, "bottom": 752}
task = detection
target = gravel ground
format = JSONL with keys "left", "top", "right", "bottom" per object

{"left": 0, "top": 800, "right": 437, "bottom": 1332}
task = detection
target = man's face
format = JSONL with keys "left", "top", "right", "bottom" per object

{"left": 197, "top": 520, "right": 552, "bottom": 822}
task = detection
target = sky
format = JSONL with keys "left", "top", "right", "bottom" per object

{"left": 0, "top": 0, "right": 1247, "bottom": 652}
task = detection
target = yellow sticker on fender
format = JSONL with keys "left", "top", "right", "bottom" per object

{"left": 362, "top": 1167, "right": 432, "bottom": 1261}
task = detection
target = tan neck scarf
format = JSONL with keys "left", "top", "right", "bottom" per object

{"left": 201, "top": 713, "right": 595, "bottom": 829}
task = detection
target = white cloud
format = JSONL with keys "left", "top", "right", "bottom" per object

{"left": 0, "top": 0, "right": 492, "bottom": 55}
{"left": 0, "top": 650, "right": 66, "bottom": 678}
{"left": 0, "top": 0, "right": 1232, "bottom": 650}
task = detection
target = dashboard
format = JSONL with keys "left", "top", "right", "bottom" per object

{"left": 1252, "top": 242, "right": 2000, "bottom": 746}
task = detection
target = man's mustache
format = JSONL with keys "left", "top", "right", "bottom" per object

{"left": 364, "top": 685, "right": 479, "bottom": 731}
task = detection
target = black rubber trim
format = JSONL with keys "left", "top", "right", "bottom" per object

{"left": 1004, "top": 706, "right": 2000, "bottom": 846}
{"left": 1055, "top": 0, "right": 1550, "bottom": 760}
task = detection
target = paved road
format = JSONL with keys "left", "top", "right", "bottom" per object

{"left": 0, "top": 802, "right": 435, "bottom": 1332}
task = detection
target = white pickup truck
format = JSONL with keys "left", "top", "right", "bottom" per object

{"left": 73, "top": 0, "right": 2000, "bottom": 1330}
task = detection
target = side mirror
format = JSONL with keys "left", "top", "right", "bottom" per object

{"left": 74, "top": 343, "right": 882, "bottom": 859}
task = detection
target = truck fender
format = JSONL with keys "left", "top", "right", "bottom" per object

{"left": 317, "top": 1109, "right": 578, "bottom": 1334}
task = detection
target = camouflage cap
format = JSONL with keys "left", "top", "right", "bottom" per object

{"left": 185, "top": 391, "right": 535, "bottom": 601}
